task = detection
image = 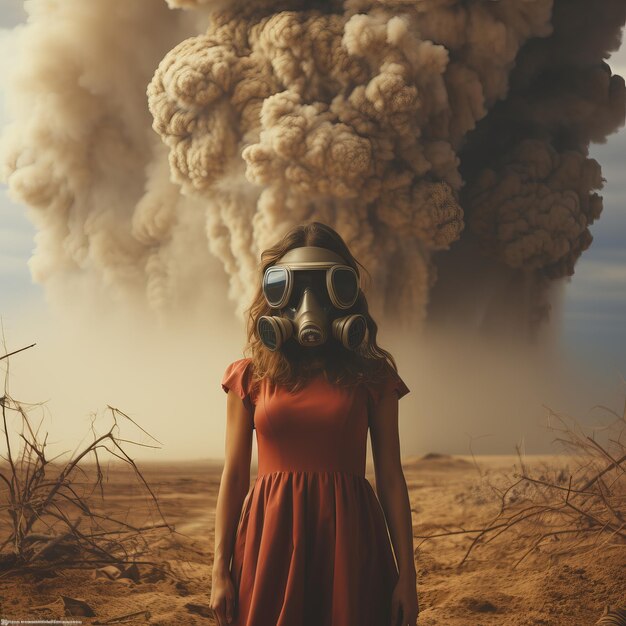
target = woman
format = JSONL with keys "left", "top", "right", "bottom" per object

{"left": 210, "top": 222, "right": 419, "bottom": 626}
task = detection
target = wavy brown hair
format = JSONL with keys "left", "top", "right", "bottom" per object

{"left": 243, "top": 221, "right": 398, "bottom": 393}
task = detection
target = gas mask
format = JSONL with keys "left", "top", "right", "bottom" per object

{"left": 257, "top": 246, "right": 367, "bottom": 352}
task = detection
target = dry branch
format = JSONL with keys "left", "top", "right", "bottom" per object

{"left": 0, "top": 339, "right": 176, "bottom": 577}
{"left": 0, "top": 343, "right": 36, "bottom": 361}
{"left": 414, "top": 396, "right": 626, "bottom": 569}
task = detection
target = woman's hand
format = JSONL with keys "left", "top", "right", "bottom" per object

{"left": 390, "top": 574, "right": 419, "bottom": 625}
{"left": 210, "top": 566, "right": 236, "bottom": 625}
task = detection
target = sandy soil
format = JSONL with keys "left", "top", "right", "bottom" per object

{"left": 0, "top": 454, "right": 624, "bottom": 625}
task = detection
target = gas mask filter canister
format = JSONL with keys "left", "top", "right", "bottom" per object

{"left": 257, "top": 246, "right": 367, "bottom": 352}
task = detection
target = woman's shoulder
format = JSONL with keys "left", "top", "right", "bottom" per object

{"left": 359, "top": 356, "right": 396, "bottom": 381}
{"left": 221, "top": 357, "right": 259, "bottom": 409}
{"left": 226, "top": 356, "right": 253, "bottom": 369}
{"left": 222, "top": 357, "right": 254, "bottom": 380}
{"left": 361, "top": 358, "right": 410, "bottom": 405}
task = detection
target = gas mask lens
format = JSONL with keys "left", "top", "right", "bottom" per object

{"left": 327, "top": 267, "right": 358, "bottom": 309}
{"left": 263, "top": 267, "right": 290, "bottom": 308}
{"left": 262, "top": 265, "right": 358, "bottom": 310}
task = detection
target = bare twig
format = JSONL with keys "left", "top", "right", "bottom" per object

{"left": 0, "top": 343, "right": 36, "bottom": 361}
{"left": 0, "top": 336, "right": 175, "bottom": 575}
{"left": 415, "top": 395, "right": 626, "bottom": 569}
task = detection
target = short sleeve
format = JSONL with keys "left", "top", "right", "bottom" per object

{"left": 221, "top": 358, "right": 256, "bottom": 423}
{"left": 367, "top": 362, "right": 410, "bottom": 412}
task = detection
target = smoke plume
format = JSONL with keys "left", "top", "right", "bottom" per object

{"left": 428, "top": 0, "right": 626, "bottom": 334}
{"left": 0, "top": 1, "right": 227, "bottom": 318}
{"left": 1, "top": 0, "right": 625, "bottom": 334}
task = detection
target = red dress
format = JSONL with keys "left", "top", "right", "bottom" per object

{"left": 221, "top": 357, "right": 410, "bottom": 626}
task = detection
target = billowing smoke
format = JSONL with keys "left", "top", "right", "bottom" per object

{"left": 0, "top": 1, "right": 228, "bottom": 318}
{"left": 146, "top": 0, "right": 555, "bottom": 321}
{"left": 2, "top": 0, "right": 625, "bottom": 333}
{"left": 428, "top": 0, "right": 626, "bottom": 334}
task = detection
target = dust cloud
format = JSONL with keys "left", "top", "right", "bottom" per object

{"left": 0, "top": 0, "right": 624, "bottom": 460}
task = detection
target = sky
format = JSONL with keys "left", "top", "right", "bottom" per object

{"left": 0, "top": 1, "right": 28, "bottom": 306}
{"left": 0, "top": 2, "right": 624, "bottom": 461}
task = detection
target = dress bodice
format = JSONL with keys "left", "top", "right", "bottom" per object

{"left": 221, "top": 358, "right": 409, "bottom": 477}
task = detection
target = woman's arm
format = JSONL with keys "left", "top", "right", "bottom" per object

{"left": 213, "top": 390, "right": 254, "bottom": 573}
{"left": 369, "top": 389, "right": 419, "bottom": 625}
{"left": 211, "top": 390, "right": 254, "bottom": 623}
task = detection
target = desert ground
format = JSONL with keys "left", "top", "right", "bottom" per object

{"left": 0, "top": 454, "right": 624, "bottom": 625}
